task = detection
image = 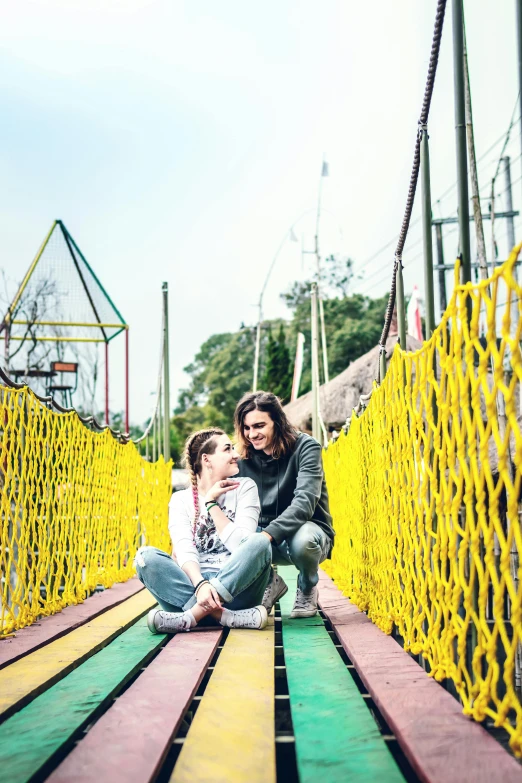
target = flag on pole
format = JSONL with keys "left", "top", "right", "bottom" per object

{"left": 291, "top": 332, "right": 305, "bottom": 402}
{"left": 321, "top": 160, "right": 329, "bottom": 177}
{"left": 407, "top": 285, "right": 423, "bottom": 342}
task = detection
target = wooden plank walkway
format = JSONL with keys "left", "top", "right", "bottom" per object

{"left": 1, "top": 568, "right": 521, "bottom": 783}
{"left": 279, "top": 566, "right": 403, "bottom": 783}
{"left": 0, "top": 588, "right": 155, "bottom": 722}
{"left": 171, "top": 622, "right": 276, "bottom": 783}
{"left": 0, "top": 579, "right": 144, "bottom": 670}
{"left": 0, "top": 617, "right": 167, "bottom": 783}
{"left": 48, "top": 630, "right": 222, "bottom": 783}
{"left": 318, "top": 570, "right": 522, "bottom": 783}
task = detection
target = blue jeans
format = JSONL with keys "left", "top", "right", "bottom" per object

{"left": 270, "top": 521, "right": 331, "bottom": 593}
{"left": 134, "top": 533, "right": 272, "bottom": 613}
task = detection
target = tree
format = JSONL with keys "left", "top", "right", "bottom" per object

{"left": 174, "top": 270, "right": 390, "bottom": 434}
{"left": 321, "top": 254, "right": 354, "bottom": 298}
{"left": 108, "top": 410, "right": 142, "bottom": 439}
{"left": 0, "top": 272, "right": 62, "bottom": 386}
{"left": 281, "top": 271, "right": 388, "bottom": 389}
{"left": 280, "top": 255, "right": 354, "bottom": 313}
{"left": 176, "top": 327, "right": 256, "bottom": 431}
{"left": 262, "top": 327, "right": 277, "bottom": 390}
{"left": 262, "top": 324, "right": 292, "bottom": 401}
{"left": 322, "top": 294, "right": 388, "bottom": 376}
{"left": 280, "top": 280, "right": 312, "bottom": 312}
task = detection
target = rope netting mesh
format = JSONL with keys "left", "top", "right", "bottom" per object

{"left": 323, "top": 245, "right": 522, "bottom": 754}
{"left": 0, "top": 385, "right": 172, "bottom": 638}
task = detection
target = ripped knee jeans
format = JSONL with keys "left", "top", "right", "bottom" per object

{"left": 270, "top": 521, "right": 331, "bottom": 593}
{"left": 134, "top": 533, "right": 272, "bottom": 612}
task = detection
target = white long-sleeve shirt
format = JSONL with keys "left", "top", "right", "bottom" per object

{"left": 168, "top": 477, "right": 260, "bottom": 571}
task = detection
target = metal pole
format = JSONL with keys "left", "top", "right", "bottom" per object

{"left": 503, "top": 156, "right": 516, "bottom": 253}
{"left": 464, "top": 22, "right": 488, "bottom": 280}
{"left": 379, "top": 350, "right": 387, "bottom": 385}
{"left": 253, "top": 304, "right": 262, "bottom": 391}
{"left": 420, "top": 130, "right": 436, "bottom": 337}
{"left": 311, "top": 284, "right": 319, "bottom": 441}
{"left": 152, "top": 410, "right": 158, "bottom": 462}
{"left": 318, "top": 298, "right": 329, "bottom": 385}
{"left": 315, "top": 162, "right": 329, "bottom": 384}
{"left": 162, "top": 282, "right": 171, "bottom": 461}
{"left": 158, "top": 378, "right": 163, "bottom": 458}
{"left": 435, "top": 223, "right": 448, "bottom": 315}
{"left": 4, "top": 323, "right": 9, "bottom": 371}
{"left": 490, "top": 179, "right": 497, "bottom": 273}
{"left": 253, "top": 227, "right": 299, "bottom": 391}
{"left": 452, "top": 0, "right": 472, "bottom": 284}
{"left": 517, "top": 0, "right": 522, "bottom": 209}
{"left": 105, "top": 341, "right": 109, "bottom": 425}
{"left": 396, "top": 263, "right": 407, "bottom": 347}
{"left": 125, "top": 328, "right": 129, "bottom": 434}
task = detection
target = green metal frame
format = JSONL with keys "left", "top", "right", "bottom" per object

{"left": 1, "top": 221, "right": 128, "bottom": 345}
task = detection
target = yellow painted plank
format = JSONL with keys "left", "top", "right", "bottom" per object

{"left": 171, "top": 620, "right": 275, "bottom": 783}
{"left": 0, "top": 590, "right": 155, "bottom": 719}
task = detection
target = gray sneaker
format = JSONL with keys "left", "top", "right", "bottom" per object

{"left": 147, "top": 607, "right": 193, "bottom": 634}
{"left": 262, "top": 572, "right": 289, "bottom": 613}
{"left": 221, "top": 605, "right": 268, "bottom": 630}
{"left": 289, "top": 586, "right": 318, "bottom": 618}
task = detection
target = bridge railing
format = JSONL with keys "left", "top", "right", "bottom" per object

{"left": 324, "top": 245, "right": 522, "bottom": 755}
{"left": 0, "top": 381, "right": 172, "bottom": 638}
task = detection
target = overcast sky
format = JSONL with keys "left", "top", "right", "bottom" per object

{"left": 1, "top": 1, "right": 520, "bottom": 425}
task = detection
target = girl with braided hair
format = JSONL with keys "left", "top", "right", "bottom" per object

{"left": 135, "top": 428, "right": 272, "bottom": 633}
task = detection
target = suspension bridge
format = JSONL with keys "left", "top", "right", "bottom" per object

{"left": 2, "top": 0, "right": 522, "bottom": 781}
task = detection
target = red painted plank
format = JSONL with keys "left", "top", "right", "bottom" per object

{"left": 47, "top": 630, "right": 222, "bottom": 783}
{"left": 0, "top": 580, "right": 144, "bottom": 670}
{"left": 318, "top": 570, "right": 522, "bottom": 783}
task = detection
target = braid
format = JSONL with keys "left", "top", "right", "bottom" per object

{"left": 182, "top": 428, "right": 225, "bottom": 530}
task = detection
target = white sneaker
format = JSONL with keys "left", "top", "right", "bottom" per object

{"left": 221, "top": 605, "right": 268, "bottom": 630}
{"left": 262, "top": 571, "right": 289, "bottom": 613}
{"left": 289, "top": 586, "right": 319, "bottom": 618}
{"left": 147, "top": 608, "right": 193, "bottom": 634}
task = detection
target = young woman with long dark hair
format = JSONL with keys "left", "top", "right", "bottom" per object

{"left": 135, "top": 428, "right": 272, "bottom": 633}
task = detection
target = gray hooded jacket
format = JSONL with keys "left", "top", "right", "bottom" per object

{"left": 237, "top": 432, "right": 334, "bottom": 548}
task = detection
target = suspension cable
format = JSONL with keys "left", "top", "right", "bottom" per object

{"left": 377, "top": 0, "right": 448, "bottom": 380}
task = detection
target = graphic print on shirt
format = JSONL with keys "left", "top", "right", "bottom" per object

{"left": 194, "top": 505, "right": 236, "bottom": 567}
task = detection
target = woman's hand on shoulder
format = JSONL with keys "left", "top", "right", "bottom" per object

{"left": 204, "top": 479, "right": 240, "bottom": 504}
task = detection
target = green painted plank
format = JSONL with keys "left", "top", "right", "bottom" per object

{"left": 278, "top": 566, "right": 404, "bottom": 783}
{"left": 0, "top": 618, "right": 166, "bottom": 783}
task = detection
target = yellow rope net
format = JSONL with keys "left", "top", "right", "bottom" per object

{"left": 324, "top": 245, "right": 522, "bottom": 754}
{"left": 0, "top": 387, "right": 172, "bottom": 638}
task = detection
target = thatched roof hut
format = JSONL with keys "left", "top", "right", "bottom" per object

{"left": 284, "top": 333, "right": 422, "bottom": 432}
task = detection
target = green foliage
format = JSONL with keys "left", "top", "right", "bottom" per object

{"left": 108, "top": 410, "right": 142, "bottom": 439}
{"left": 284, "top": 290, "right": 389, "bottom": 393}
{"left": 322, "top": 254, "right": 354, "bottom": 298}
{"left": 175, "top": 327, "right": 256, "bottom": 432}
{"left": 164, "top": 262, "right": 389, "bottom": 436}
{"left": 169, "top": 420, "right": 183, "bottom": 463}
{"left": 262, "top": 324, "right": 292, "bottom": 402}
{"left": 262, "top": 327, "right": 277, "bottom": 389}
